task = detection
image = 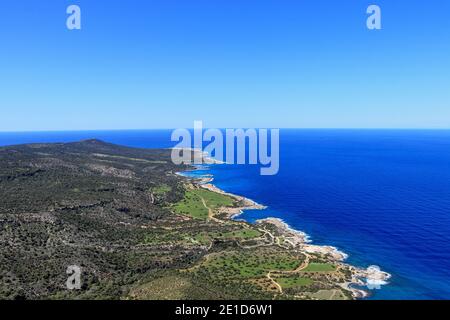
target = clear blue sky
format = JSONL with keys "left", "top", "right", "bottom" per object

{"left": 0, "top": 0, "right": 449, "bottom": 131}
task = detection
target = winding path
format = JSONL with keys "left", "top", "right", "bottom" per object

{"left": 196, "top": 191, "right": 317, "bottom": 297}
{"left": 199, "top": 195, "right": 225, "bottom": 224}
{"left": 265, "top": 254, "right": 311, "bottom": 295}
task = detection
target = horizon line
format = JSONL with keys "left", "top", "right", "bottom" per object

{"left": 1, "top": 127, "right": 450, "bottom": 134}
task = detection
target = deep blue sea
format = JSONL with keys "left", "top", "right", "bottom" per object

{"left": 1, "top": 129, "right": 450, "bottom": 299}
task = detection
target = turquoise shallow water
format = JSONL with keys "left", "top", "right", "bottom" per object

{"left": 2, "top": 129, "right": 450, "bottom": 299}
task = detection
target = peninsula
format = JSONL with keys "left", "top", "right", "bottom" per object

{"left": 0, "top": 140, "right": 388, "bottom": 300}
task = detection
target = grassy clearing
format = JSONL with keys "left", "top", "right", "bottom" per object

{"left": 172, "top": 189, "right": 208, "bottom": 219}
{"left": 275, "top": 276, "right": 313, "bottom": 288}
{"left": 223, "top": 229, "right": 261, "bottom": 239}
{"left": 195, "top": 248, "right": 302, "bottom": 280}
{"left": 302, "top": 263, "right": 336, "bottom": 272}
{"left": 194, "top": 188, "right": 235, "bottom": 209}
{"left": 172, "top": 188, "right": 235, "bottom": 220}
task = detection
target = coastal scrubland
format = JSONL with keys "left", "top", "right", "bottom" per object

{"left": 0, "top": 140, "right": 361, "bottom": 300}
